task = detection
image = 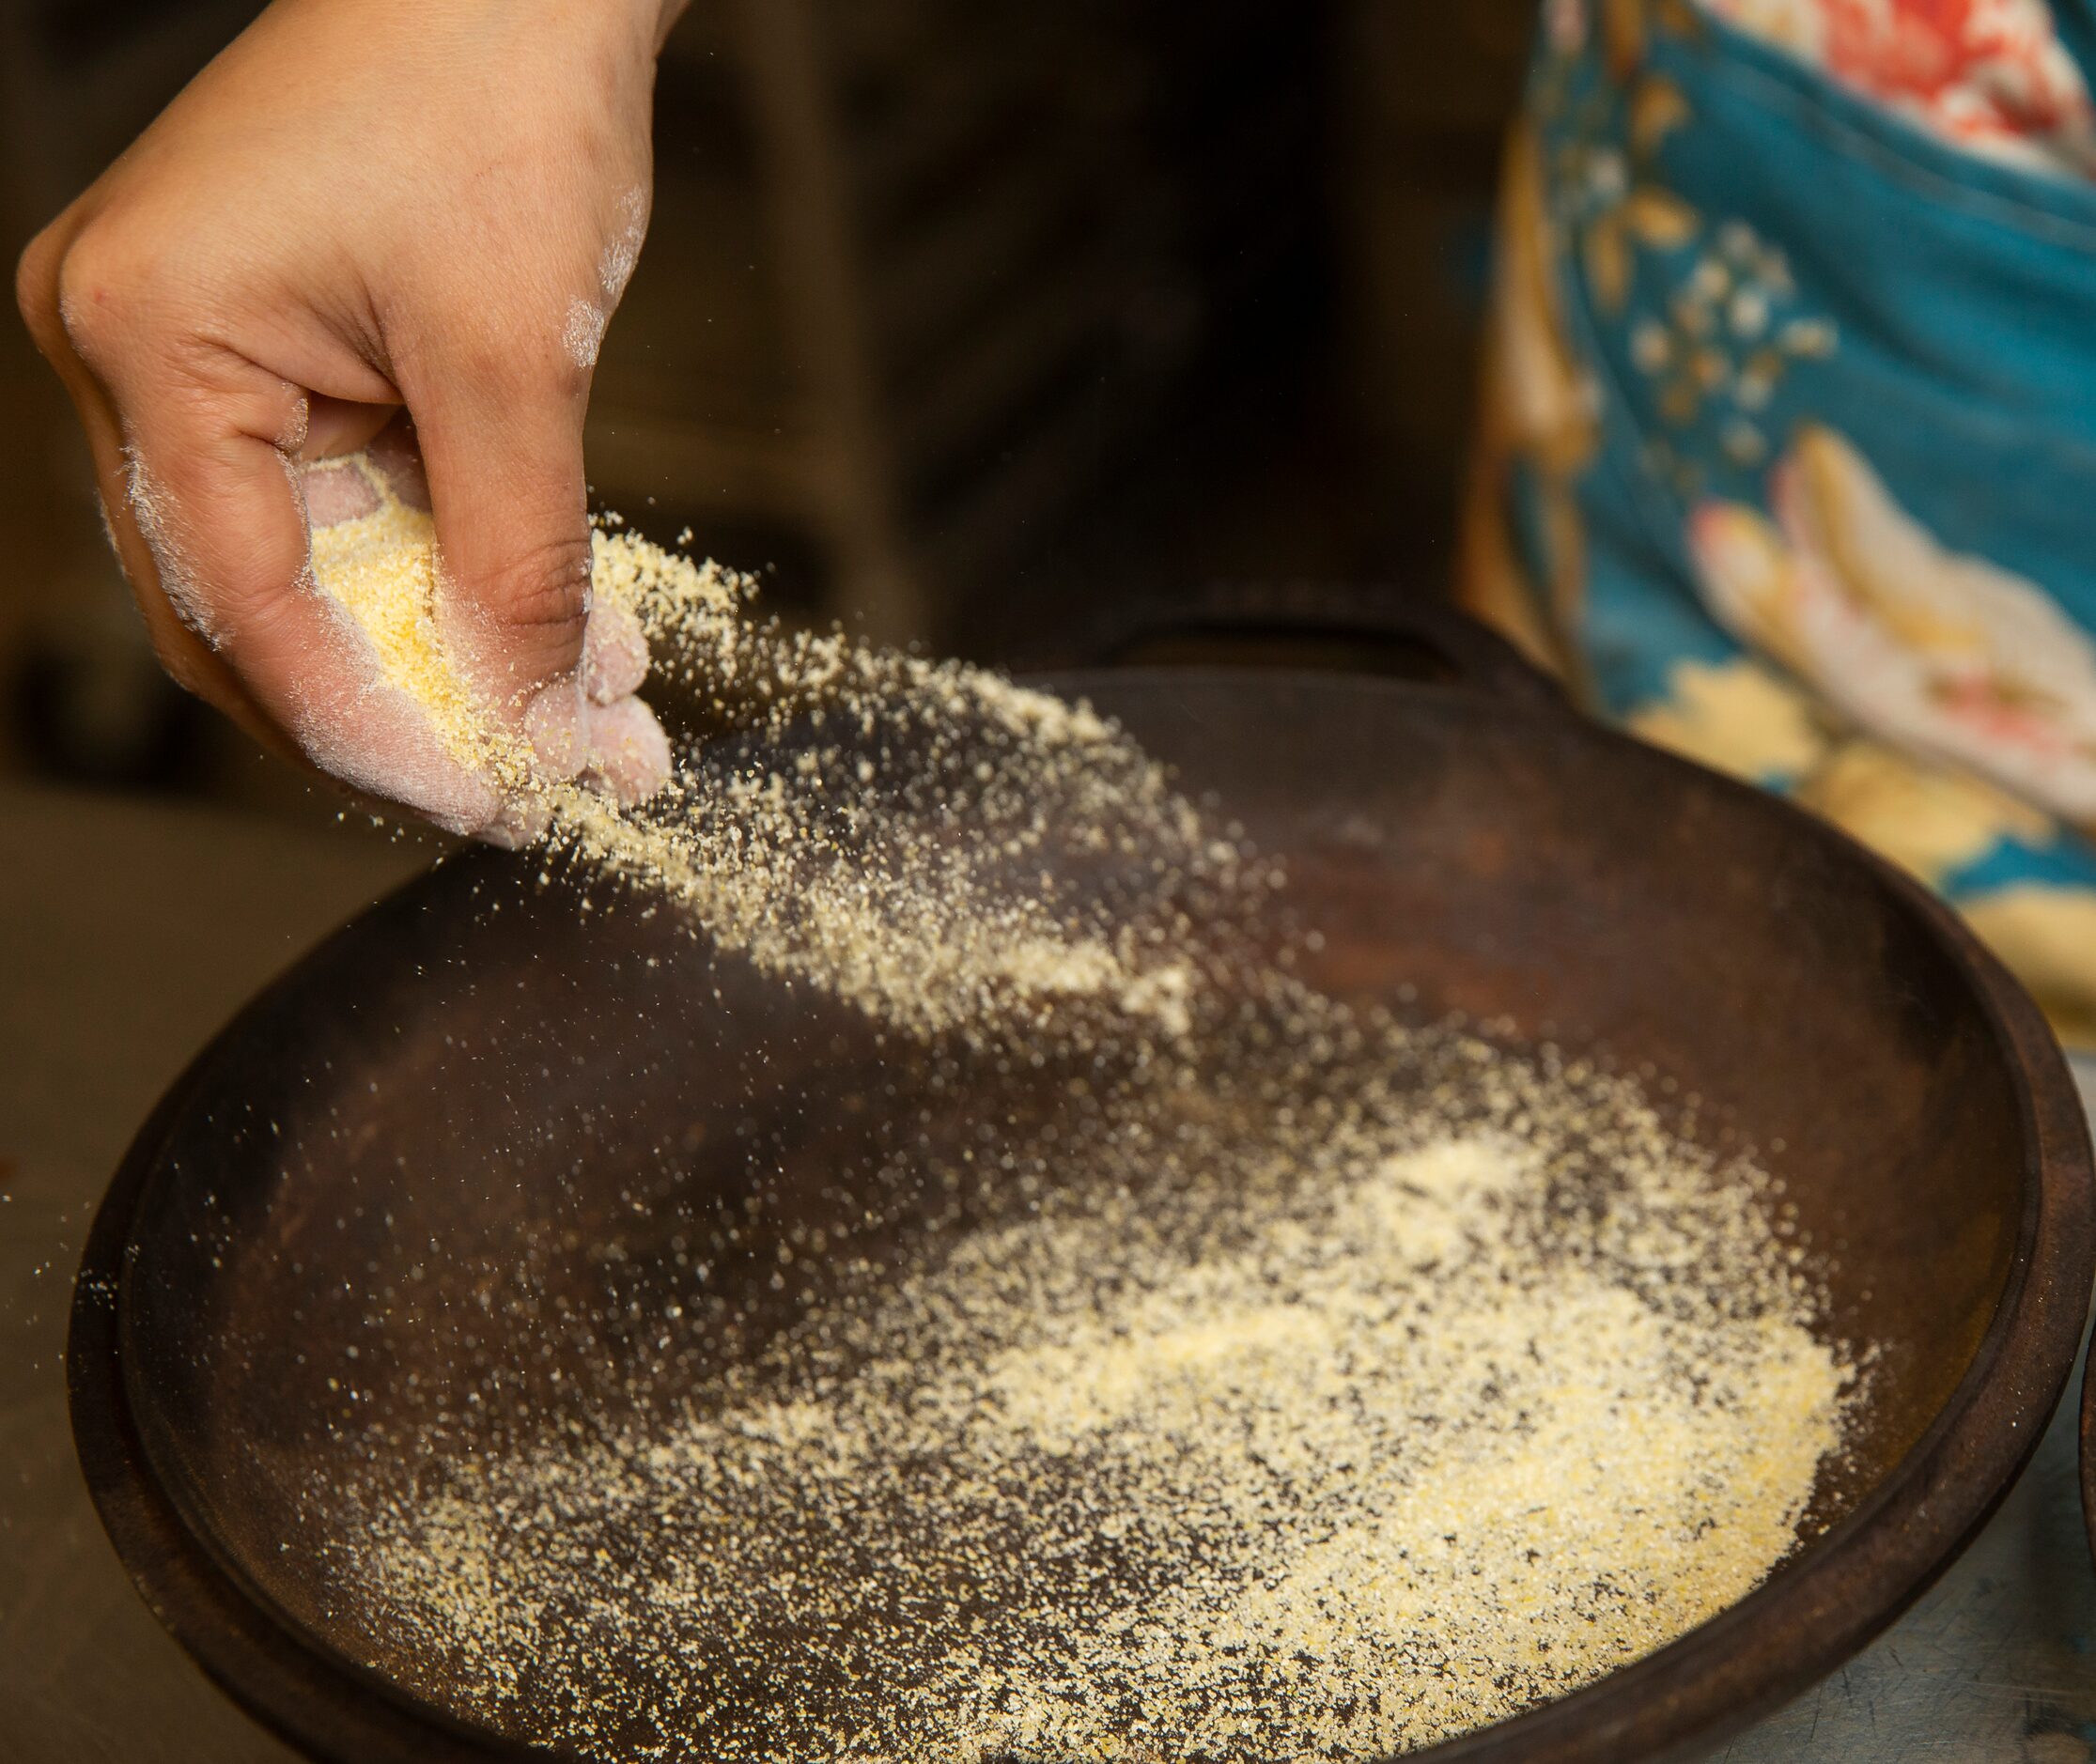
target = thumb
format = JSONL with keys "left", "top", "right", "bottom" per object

{"left": 111, "top": 376, "right": 504, "bottom": 833}
{"left": 411, "top": 375, "right": 594, "bottom": 720}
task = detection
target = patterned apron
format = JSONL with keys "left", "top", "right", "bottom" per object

{"left": 1463, "top": 0, "right": 2096, "bottom": 1044}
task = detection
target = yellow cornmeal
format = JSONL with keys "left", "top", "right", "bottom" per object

{"left": 307, "top": 467, "right": 1855, "bottom": 1762}
{"left": 323, "top": 1012, "right": 1855, "bottom": 1764}
{"left": 310, "top": 487, "right": 536, "bottom": 788}
{"left": 308, "top": 477, "right": 1228, "bottom": 1043}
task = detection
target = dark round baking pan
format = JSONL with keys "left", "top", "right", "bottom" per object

{"left": 70, "top": 604, "right": 2096, "bottom": 1761}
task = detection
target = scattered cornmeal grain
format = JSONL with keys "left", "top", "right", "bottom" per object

{"left": 306, "top": 465, "right": 1855, "bottom": 1761}
{"left": 310, "top": 477, "right": 1242, "bottom": 1043}
{"left": 320, "top": 998, "right": 1854, "bottom": 1764}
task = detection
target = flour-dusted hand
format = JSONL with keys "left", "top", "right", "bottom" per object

{"left": 15, "top": 0, "right": 683, "bottom": 835}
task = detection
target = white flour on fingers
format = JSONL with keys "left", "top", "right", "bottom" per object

{"left": 122, "top": 444, "right": 224, "bottom": 647}
{"left": 598, "top": 185, "right": 648, "bottom": 303}
{"left": 561, "top": 298, "right": 609, "bottom": 371}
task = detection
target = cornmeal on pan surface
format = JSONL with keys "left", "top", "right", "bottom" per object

{"left": 308, "top": 469, "right": 1854, "bottom": 1762}
{"left": 326, "top": 1021, "right": 1852, "bottom": 1764}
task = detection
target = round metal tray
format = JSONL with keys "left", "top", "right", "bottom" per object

{"left": 71, "top": 661, "right": 2096, "bottom": 1762}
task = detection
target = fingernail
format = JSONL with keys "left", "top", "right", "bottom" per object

{"left": 524, "top": 675, "right": 589, "bottom": 780}
{"left": 582, "top": 697, "right": 672, "bottom": 805}
{"left": 582, "top": 600, "right": 650, "bottom": 704}
{"left": 366, "top": 420, "right": 432, "bottom": 511}
{"left": 300, "top": 459, "right": 380, "bottom": 528}
{"left": 479, "top": 796, "right": 552, "bottom": 848}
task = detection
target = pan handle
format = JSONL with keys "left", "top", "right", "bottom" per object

{"left": 1082, "top": 580, "right": 1567, "bottom": 709}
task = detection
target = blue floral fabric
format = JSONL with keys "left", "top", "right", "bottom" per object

{"left": 1467, "top": 0, "right": 2096, "bottom": 1042}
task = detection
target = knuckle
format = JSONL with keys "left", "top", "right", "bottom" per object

{"left": 448, "top": 323, "right": 518, "bottom": 395}
{"left": 488, "top": 534, "right": 594, "bottom": 637}
{"left": 229, "top": 569, "right": 303, "bottom": 644}
{"left": 442, "top": 296, "right": 575, "bottom": 395}
{"left": 48, "top": 222, "right": 137, "bottom": 361}
{"left": 423, "top": 273, "right": 594, "bottom": 395}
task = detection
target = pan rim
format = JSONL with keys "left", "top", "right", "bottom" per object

{"left": 68, "top": 666, "right": 2096, "bottom": 1764}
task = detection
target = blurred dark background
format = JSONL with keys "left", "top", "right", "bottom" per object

{"left": 0, "top": 0, "right": 1533, "bottom": 824}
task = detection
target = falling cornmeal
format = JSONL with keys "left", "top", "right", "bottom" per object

{"left": 70, "top": 582, "right": 2095, "bottom": 1761}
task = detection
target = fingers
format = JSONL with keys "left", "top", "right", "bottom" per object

{"left": 583, "top": 598, "right": 650, "bottom": 703}
{"left": 18, "top": 223, "right": 280, "bottom": 749}
{"left": 303, "top": 419, "right": 671, "bottom": 814}
{"left": 401, "top": 340, "right": 670, "bottom": 809}
{"left": 581, "top": 694, "right": 672, "bottom": 803}
{"left": 296, "top": 441, "right": 672, "bottom": 827}
{"left": 575, "top": 596, "right": 671, "bottom": 801}
{"left": 18, "top": 192, "right": 669, "bottom": 836}
{"left": 511, "top": 601, "right": 671, "bottom": 805}
{"left": 117, "top": 371, "right": 505, "bottom": 834}
{"left": 411, "top": 368, "right": 594, "bottom": 716}
{"left": 298, "top": 393, "right": 397, "bottom": 461}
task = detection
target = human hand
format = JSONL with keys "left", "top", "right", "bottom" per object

{"left": 16, "top": 0, "right": 681, "bottom": 835}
